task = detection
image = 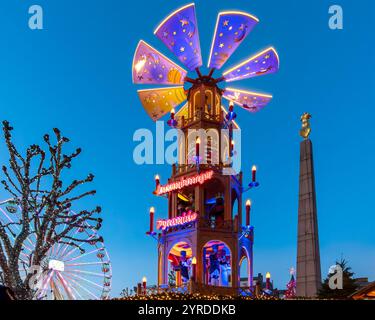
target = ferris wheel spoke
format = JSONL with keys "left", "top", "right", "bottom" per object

{"left": 50, "top": 277, "right": 66, "bottom": 300}
{"left": 35, "top": 270, "right": 55, "bottom": 299}
{"left": 62, "top": 271, "right": 105, "bottom": 290}
{"left": 58, "top": 233, "right": 96, "bottom": 260}
{"left": 57, "top": 273, "right": 85, "bottom": 300}
{"left": 26, "top": 233, "right": 37, "bottom": 247}
{"left": 54, "top": 223, "right": 80, "bottom": 258}
{"left": 19, "top": 255, "right": 30, "bottom": 266}
{"left": 60, "top": 272, "right": 100, "bottom": 300}
{"left": 56, "top": 271, "right": 76, "bottom": 300}
{"left": 0, "top": 207, "right": 17, "bottom": 224}
{"left": 53, "top": 222, "right": 73, "bottom": 257}
{"left": 64, "top": 269, "right": 105, "bottom": 278}
{"left": 65, "top": 261, "right": 110, "bottom": 267}
{"left": 0, "top": 207, "right": 36, "bottom": 250}
{"left": 65, "top": 247, "right": 104, "bottom": 263}
{"left": 55, "top": 227, "right": 82, "bottom": 259}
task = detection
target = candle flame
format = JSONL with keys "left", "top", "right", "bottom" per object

{"left": 142, "top": 276, "right": 147, "bottom": 283}
{"left": 266, "top": 272, "right": 271, "bottom": 279}
{"left": 246, "top": 199, "right": 251, "bottom": 207}
{"left": 171, "top": 108, "right": 175, "bottom": 114}
{"left": 149, "top": 207, "right": 155, "bottom": 214}
{"left": 252, "top": 165, "right": 257, "bottom": 171}
{"left": 155, "top": 174, "right": 160, "bottom": 180}
{"left": 196, "top": 137, "right": 201, "bottom": 144}
{"left": 192, "top": 257, "right": 197, "bottom": 265}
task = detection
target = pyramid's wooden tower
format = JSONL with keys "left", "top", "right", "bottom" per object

{"left": 155, "top": 76, "right": 254, "bottom": 294}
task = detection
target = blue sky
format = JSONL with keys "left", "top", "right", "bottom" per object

{"left": 0, "top": 0, "right": 374, "bottom": 296}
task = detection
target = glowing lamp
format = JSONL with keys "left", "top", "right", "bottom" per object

{"left": 148, "top": 207, "right": 155, "bottom": 233}
{"left": 196, "top": 137, "right": 201, "bottom": 158}
{"left": 167, "top": 108, "right": 177, "bottom": 127}
{"left": 155, "top": 174, "right": 160, "bottom": 188}
{"left": 245, "top": 199, "right": 251, "bottom": 226}
{"left": 266, "top": 272, "right": 271, "bottom": 290}
{"left": 252, "top": 165, "right": 257, "bottom": 182}
{"left": 142, "top": 276, "right": 147, "bottom": 294}
{"left": 192, "top": 257, "right": 197, "bottom": 265}
{"left": 226, "top": 101, "right": 237, "bottom": 121}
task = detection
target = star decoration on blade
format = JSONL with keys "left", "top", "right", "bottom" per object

{"left": 132, "top": 3, "right": 280, "bottom": 121}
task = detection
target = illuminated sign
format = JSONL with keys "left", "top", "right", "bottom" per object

{"left": 157, "top": 211, "right": 198, "bottom": 230}
{"left": 157, "top": 170, "right": 214, "bottom": 195}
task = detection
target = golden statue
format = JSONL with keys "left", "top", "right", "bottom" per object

{"left": 299, "top": 112, "right": 312, "bottom": 139}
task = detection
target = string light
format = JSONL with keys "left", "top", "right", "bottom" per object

{"left": 116, "top": 292, "right": 280, "bottom": 300}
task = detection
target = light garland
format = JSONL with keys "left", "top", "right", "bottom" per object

{"left": 115, "top": 292, "right": 280, "bottom": 301}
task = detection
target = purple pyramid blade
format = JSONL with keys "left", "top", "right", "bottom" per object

{"left": 154, "top": 3, "right": 202, "bottom": 71}
{"left": 208, "top": 11, "right": 259, "bottom": 70}
{"left": 223, "top": 47, "right": 279, "bottom": 82}
{"left": 132, "top": 41, "right": 187, "bottom": 85}
{"left": 137, "top": 87, "right": 187, "bottom": 121}
{"left": 223, "top": 88, "right": 272, "bottom": 113}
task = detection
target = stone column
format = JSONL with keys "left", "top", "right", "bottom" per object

{"left": 296, "top": 139, "right": 322, "bottom": 297}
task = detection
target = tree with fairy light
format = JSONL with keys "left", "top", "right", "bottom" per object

{"left": 0, "top": 121, "right": 103, "bottom": 300}
{"left": 284, "top": 267, "right": 296, "bottom": 299}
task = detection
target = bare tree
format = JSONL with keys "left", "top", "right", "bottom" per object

{"left": 0, "top": 121, "right": 103, "bottom": 299}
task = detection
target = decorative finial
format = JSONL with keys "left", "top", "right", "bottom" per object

{"left": 299, "top": 112, "right": 312, "bottom": 139}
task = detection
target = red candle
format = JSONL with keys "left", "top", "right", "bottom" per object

{"left": 266, "top": 272, "right": 271, "bottom": 290}
{"left": 196, "top": 137, "right": 200, "bottom": 158}
{"left": 149, "top": 207, "right": 155, "bottom": 233}
{"left": 229, "top": 101, "right": 234, "bottom": 112}
{"left": 142, "top": 276, "right": 147, "bottom": 295}
{"left": 155, "top": 174, "right": 160, "bottom": 189}
{"left": 252, "top": 165, "right": 257, "bottom": 182}
{"left": 246, "top": 199, "right": 251, "bottom": 226}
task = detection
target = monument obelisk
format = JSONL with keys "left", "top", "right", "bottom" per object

{"left": 296, "top": 113, "right": 322, "bottom": 297}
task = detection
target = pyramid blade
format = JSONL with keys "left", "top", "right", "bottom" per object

{"left": 154, "top": 3, "right": 202, "bottom": 71}
{"left": 223, "top": 47, "right": 279, "bottom": 82}
{"left": 132, "top": 40, "right": 187, "bottom": 85}
{"left": 223, "top": 88, "right": 272, "bottom": 113}
{"left": 137, "top": 87, "right": 187, "bottom": 121}
{"left": 208, "top": 11, "right": 259, "bottom": 70}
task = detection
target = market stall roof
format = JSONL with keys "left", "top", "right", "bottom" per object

{"left": 350, "top": 281, "right": 375, "bottom": 300}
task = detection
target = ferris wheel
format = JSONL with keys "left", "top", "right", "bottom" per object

{"left": 0, "top": 198, "right": 112, "bottom": 300}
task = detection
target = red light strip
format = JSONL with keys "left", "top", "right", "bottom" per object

{"left": 156, "top": 170, "right": 214, "bottom": 195}
{"left": 156, "top": 212, "right": 198, "bottom": 230}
